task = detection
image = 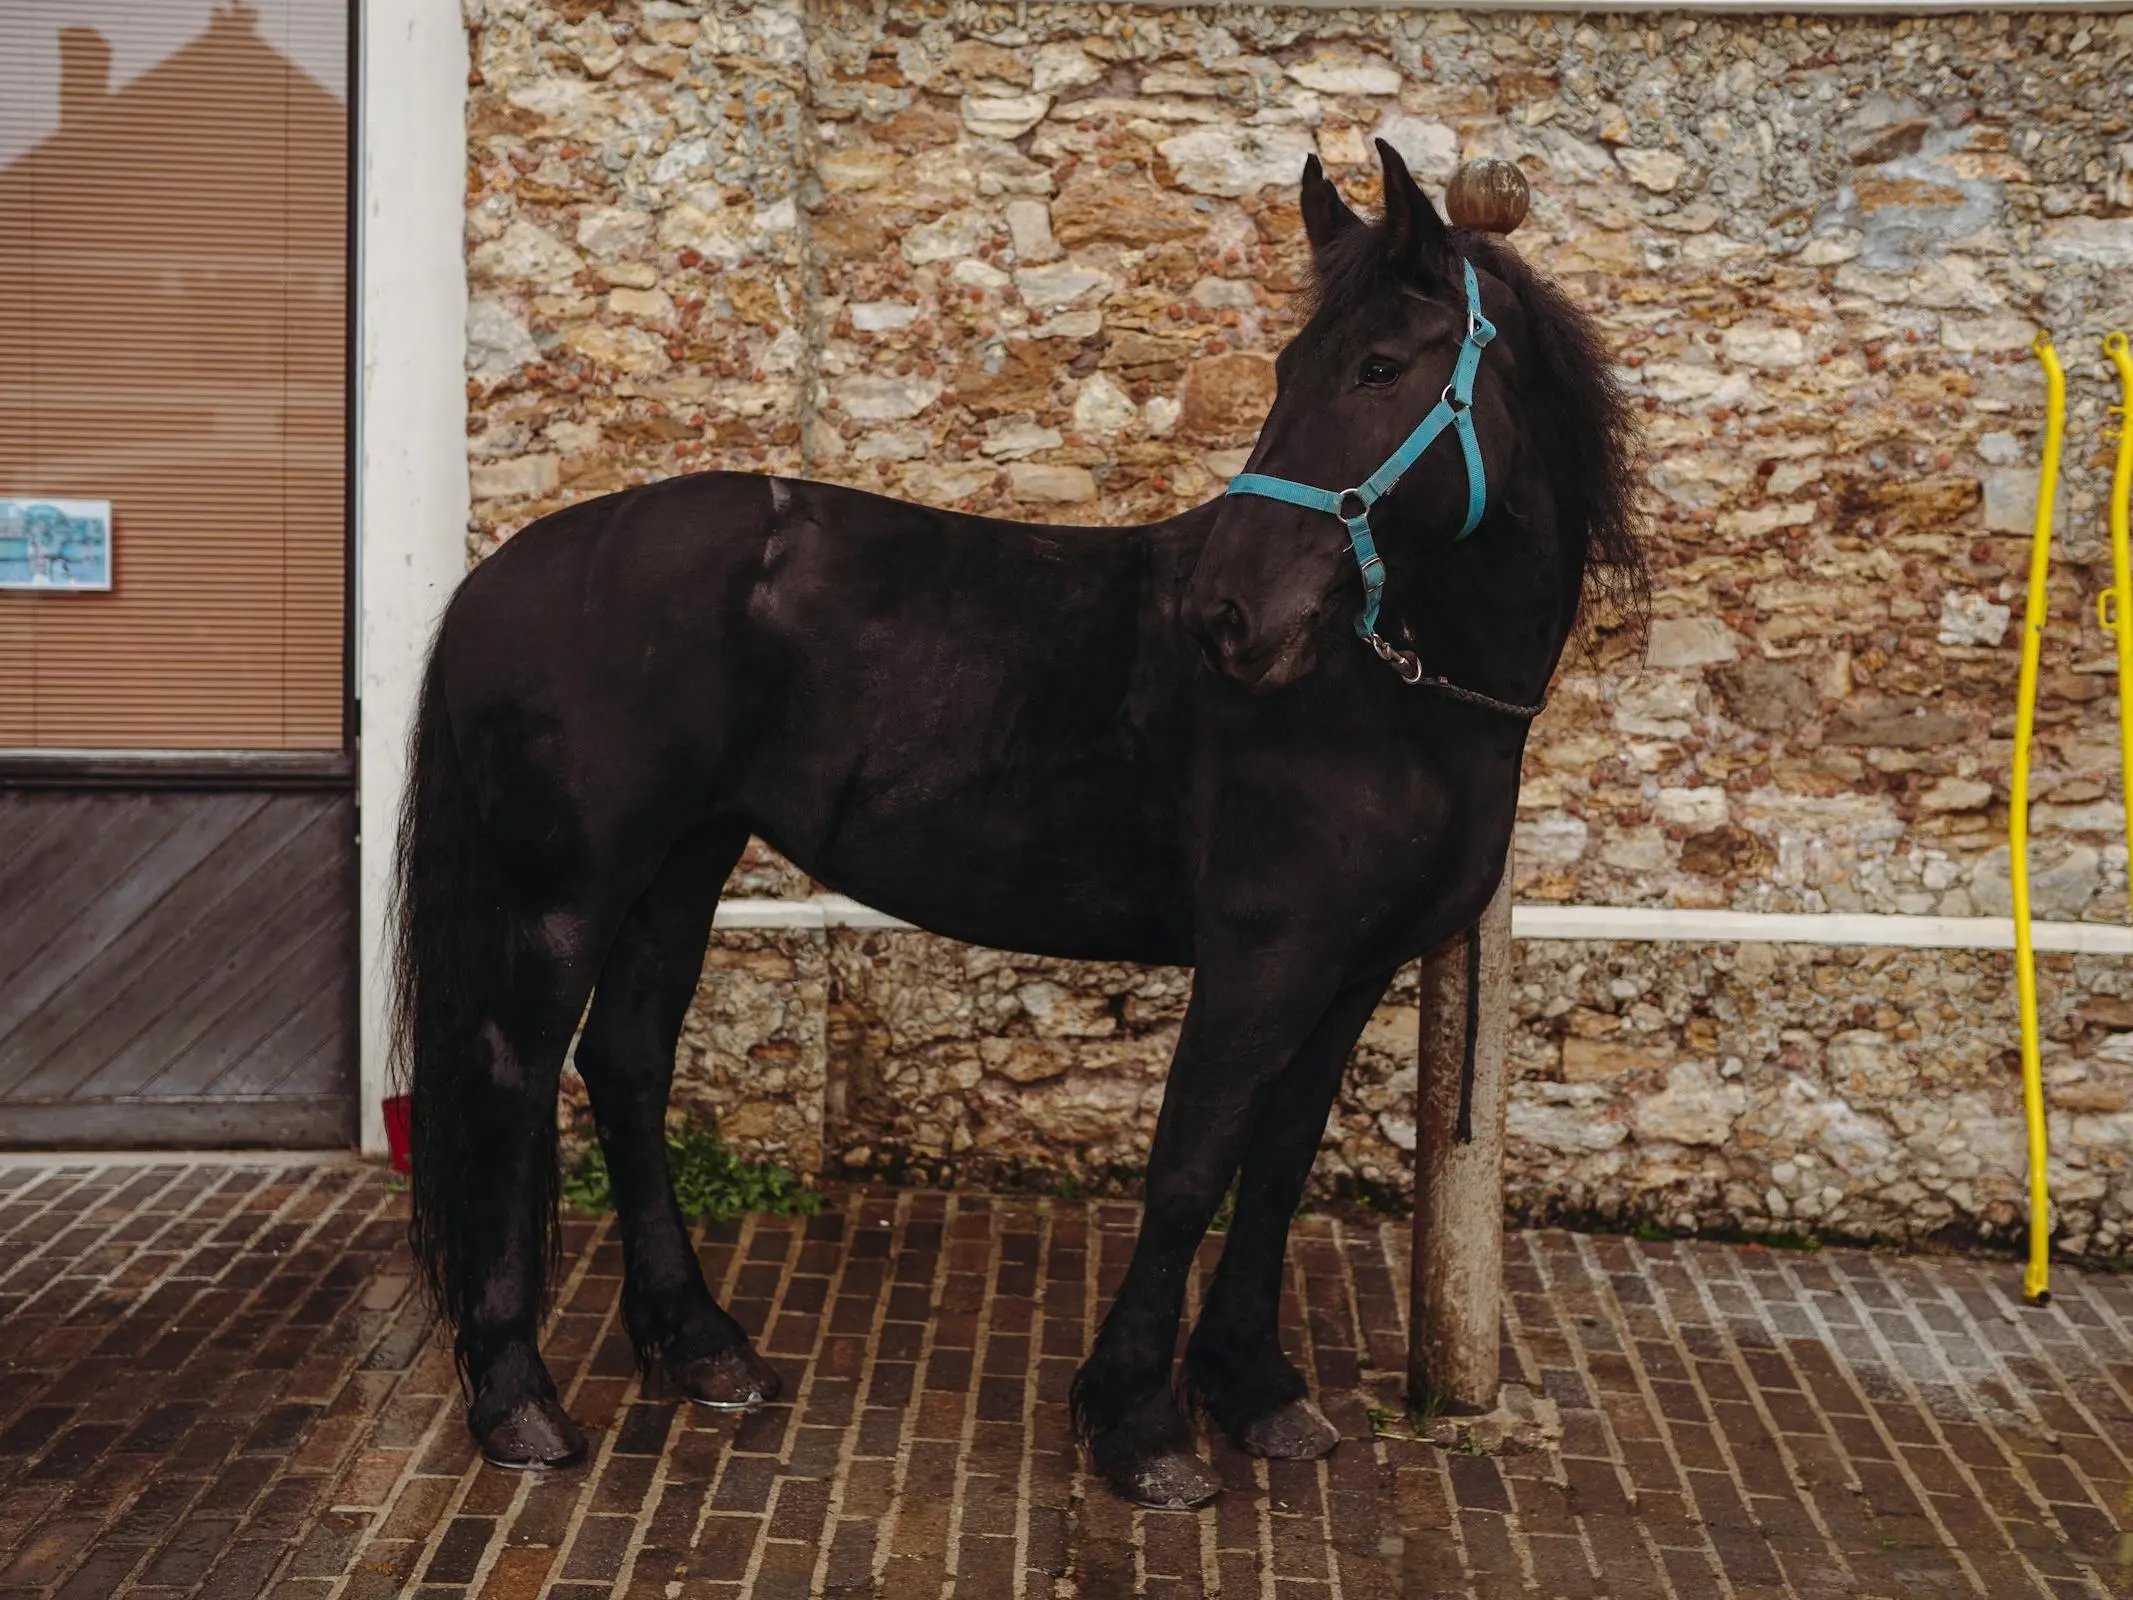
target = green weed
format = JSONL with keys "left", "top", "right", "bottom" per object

{"left": 1209, "top": 1178, "right": 1237, "bottom": 1235}
{"left": 1407, "top": 1390, "right": 1449, "bottom": 1428}
{"left": 563, "top": 1116, "right": 824, "bottom": 1222}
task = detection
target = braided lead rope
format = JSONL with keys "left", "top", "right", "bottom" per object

{"left": 1363, "top": 631, "right": 1547, "bottom": 719}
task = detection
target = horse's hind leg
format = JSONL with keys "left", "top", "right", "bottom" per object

{"left": 1185, "top": 973, "right": 1391, "bottom": 1460}
{"left": 573, "top": 821, "right": 781, "bottom": 1408}
{"left": 452, "top": 910, "right": 610, "bottom": 1471}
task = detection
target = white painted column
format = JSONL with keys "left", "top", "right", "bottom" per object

{"left": 355, "top": 0, "right": 468, "bottom": 1154}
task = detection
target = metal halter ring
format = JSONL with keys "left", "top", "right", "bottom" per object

{"left": 1365, "top": 631, "right": 1426, "bottom": 684}
{"left": 1440, "top": 381, "right": 1469, "bottom": 412}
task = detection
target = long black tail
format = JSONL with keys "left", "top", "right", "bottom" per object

{"left": 390, "top": 635, "right": 561, "bottom": 1367}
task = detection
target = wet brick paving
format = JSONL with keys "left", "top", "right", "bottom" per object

{"left": 0, "top": 1159, "right": 2130, "bottom": 1598}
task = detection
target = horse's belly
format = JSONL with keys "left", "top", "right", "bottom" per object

{"left": 751, "top": 786, "right": 1192, "bottom": 966}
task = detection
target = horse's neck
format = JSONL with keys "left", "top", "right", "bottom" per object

{"left": 1397, "top": 510, "right": 1573, "bottom": 706}
{"left": 1138, "top": 499, "right": 1226, "bottom": 606}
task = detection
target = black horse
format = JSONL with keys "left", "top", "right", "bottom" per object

{"left": 393, "top": 140, "right": 1641, "bottom": 1507}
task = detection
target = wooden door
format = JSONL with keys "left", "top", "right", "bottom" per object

{"left": 0, "top": 783, "right": 355, "bottom": 1146}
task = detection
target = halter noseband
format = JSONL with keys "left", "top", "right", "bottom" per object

{"left": 1222, "top": 260, "right": 1537, "bottom": 718}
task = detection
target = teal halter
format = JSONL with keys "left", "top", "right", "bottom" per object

{"left": 1224, "top": 259, "right": 1497, "bottom": 647}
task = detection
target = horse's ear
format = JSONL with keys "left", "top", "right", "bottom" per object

{"left": 1375, "top": 138, "right": 1452, "bottom": 279}
{"left": 1299, "top": 154, "right": 1360, "bottom": 258}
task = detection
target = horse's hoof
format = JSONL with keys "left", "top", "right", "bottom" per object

{"left": 1240, "top": 1396, "right": 1340, "bottom": 1461}
{"left": 473, "top": 1395, "right": 587, "bottom": 1471}
{"left": 669, "top": 1345, "right": 782, "bottom": 1411}
{"left": 1115, "top": 1449, "right": 1222, "bottom": 1510}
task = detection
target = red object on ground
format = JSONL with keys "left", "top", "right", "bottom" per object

{"left": 383, "top": 1095, "right": 412, "bottom": 1174}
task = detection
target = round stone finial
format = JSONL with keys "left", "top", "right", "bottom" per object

{"left": 1444, "top": 159, "right": 1530, "bottom": 234}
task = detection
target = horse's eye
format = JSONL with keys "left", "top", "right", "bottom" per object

{"left": 1360, "top": 357, "right": 1402, "bottom": 388}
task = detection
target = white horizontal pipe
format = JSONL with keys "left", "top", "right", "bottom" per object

{"left": 712, "top": 896, "right": 2133, "bottom": 954}
{"left": 1510, "top": 905, "right": 2133, "bottom": 954}
{"left": 712, "top": 895, "right": 906, "bottom": 931}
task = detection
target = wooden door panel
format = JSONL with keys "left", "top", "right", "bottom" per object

{"left": 0, "top": 789, "right": 356, "bottom": 1147}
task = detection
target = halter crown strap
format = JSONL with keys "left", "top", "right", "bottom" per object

{"left": 1224, "top": 259, "right": 1496, "bottom": 642}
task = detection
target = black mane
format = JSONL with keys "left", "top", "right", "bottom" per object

{"left": 1307, "top": 219, "right": 1649, "bottom": 638}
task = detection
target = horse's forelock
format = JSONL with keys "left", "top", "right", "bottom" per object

{"left": 1295, "top": 216, "right": 1399, "bottom": 328}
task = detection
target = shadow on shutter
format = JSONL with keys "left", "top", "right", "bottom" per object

{"left": 0, "top": 2, "right": 348, "bottom": 751}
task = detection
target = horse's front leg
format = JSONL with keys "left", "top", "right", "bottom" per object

{"left": 1185, "top": 973, "right": 1391, "bottom": 1460}
{"left": 1070, "top": 958, "right": 1342, "bottom": 1508}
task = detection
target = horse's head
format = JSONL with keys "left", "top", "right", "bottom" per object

{"left": 1183, "top": 139, "right": 1641, "bottom": 694}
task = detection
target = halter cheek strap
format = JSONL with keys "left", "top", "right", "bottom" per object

{"left": 1224, "top": 259, "right": 1496, "bottom": 643}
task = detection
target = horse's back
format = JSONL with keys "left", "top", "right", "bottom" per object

{"left": 430, "top": 471, "right": 1199, "bottom": 955}
{"left": 446, "top": 472, "right": 773, "bottom": 667}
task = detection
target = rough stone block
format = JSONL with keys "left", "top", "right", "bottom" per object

{"left": 1644, "top": 618, "right": 1740, "bottom": 670}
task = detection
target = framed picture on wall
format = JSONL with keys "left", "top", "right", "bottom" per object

{"left": 0, "top": 498, "right": 113, "bottom": 591}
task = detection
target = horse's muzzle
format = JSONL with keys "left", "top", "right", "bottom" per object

{"left": 1186, "top": 596, "right": 1321, "bottom": 691}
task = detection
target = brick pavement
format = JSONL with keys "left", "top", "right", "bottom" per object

{"left": 0, "top": 1160, "right": 2130, "bottom": 1598}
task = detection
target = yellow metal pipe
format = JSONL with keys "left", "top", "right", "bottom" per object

{"left": 2106, "top": 331, "right": 2133, "bottom": 926}
{"left": 2010, "top": 331, "right": 2064, "bottom": 1307}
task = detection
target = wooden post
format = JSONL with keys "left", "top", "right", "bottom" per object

{"left": 1406, "top": 161, "right": 1526, "bottom": 1419}
{"left": 1409, "top": 858, "right": 1513, "bottom": 1416}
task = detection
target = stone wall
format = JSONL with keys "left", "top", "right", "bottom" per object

{"left": 556, "top": 918, "right": 2133, "bottom": 1261}
{"left": 1502, "top": 941, "right": 2132, "bottom": 1261}
{"left": 467, "top": 0, "right": 2133, "bottom": 1255}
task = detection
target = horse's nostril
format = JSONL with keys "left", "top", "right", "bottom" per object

{"left": 1188, "top": 595, "right": 1286, "bottom": 674}
{"left": 1190, "top": 598, "right": 1255, "bottom": 666}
